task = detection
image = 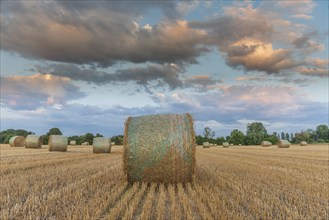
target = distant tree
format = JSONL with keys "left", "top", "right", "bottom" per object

{"left": 229, "top": 129, "right": 245, "bottom": 145}
{"left": 95, "top": 133, "right": 103, "bottom": 137}
{"left": 195, "top": 135, "right": 205, "bottom": 145}
{"left": 111, "top": 135, "right": 124, "bottom": 145}
{"left": 246, "top": 122, "right": 267, "bottom": 145}
{"left": 281, "top": 132, "right": 285, "bottom": 140}
{"left": 203, "top": 127, "right": 215, "bottom": 142}
{"left": 43, "top": 127, "right": 62, "bottom": 144}
{"left": 290, "top": 133, "right": 294, "bottom": 143}
{"left": 316, "top": 125, "right": 329, "bottom": 142}
{"left": 285, "top": 133, "right": 290, "bottom": 141}
{"left": 294, "top": 131, "right": 312, "bottom": 143}
{"left": 68, "top": 135, "right": 81, "bottom": 144}
{"left": 215, "top": 137, "right": 226, "bottom": 145}
{"left": 83, "top": 133, "right": 94, "bottom": 145}
{"left": 267, "top": 132, "right": 279, "bottom": 145}
{"left": 0, "top": 129, "right": 34, "bottom": 144}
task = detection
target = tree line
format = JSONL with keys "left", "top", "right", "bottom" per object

{"left": 1, "top": 122, "right": 328, "bottom": 146}
{"left": 0, "top": 128, "right": 124, "bottom": 145}
{"left": 195, "top": 122, "right": 329, "bottom": 145}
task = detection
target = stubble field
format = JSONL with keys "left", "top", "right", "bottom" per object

{"left": 0, "top": 144, "right": 328, "bottom": 219}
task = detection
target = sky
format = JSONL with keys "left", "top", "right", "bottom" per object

{"left": 1, "top": 0, "right": 328, "bottom": 137}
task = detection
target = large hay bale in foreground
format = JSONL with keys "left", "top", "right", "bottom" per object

{"left": 223, "top": 142, "right": 229, "bottom": 148}
{"left": 69, "top": 140, "right": 76, "bottom": 145}
{"left": 261, "top": 141, "right": 272, "bottom": 147}
{"left": 9, "top": 136, "right": 25, "bottom": 147}
{"left": 300, "top": 141, "right": 307, "bottom": 146}
{"left": 48, "top": 135, "right": 68, "bottom": 152}
{"left": 93, "top": 137, "right": 111, "bottom": 153}
{"left": 124, "top": 113, "right": 196, "bottom": 183}
{"left": 25, "top": 135, "right": 42, "bottom": 148}
{"left": 203, "top": 142, "right": 210, "bottom": 148}
{"left": 277, "top": 140, "right": 290, "bottom": 148}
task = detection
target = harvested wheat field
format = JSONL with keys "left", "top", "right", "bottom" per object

{"left": 0, "top": 144, "right": 328, "bottom": 219}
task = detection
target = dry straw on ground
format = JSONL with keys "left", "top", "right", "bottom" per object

{"left": 48, "top": 135, "right": 68, "bottom": 152}
{"left": 261, "top": 141, "right": 272, "bottom": 147}
{"left": 25, "top": 135, "right": 42, "bottom": 148}
{"left": 300, "top": 141, "right": 307, "bottom": 146}
{"left": 123, "top": 113, "right": 196, "bottom": 183}
{"left": 277, "top": 140, "right": 291, "bottom": 148}
{"left": 93, "top": 137, "right": 111, "bottom": 153}
{"left": 203, "top": 142, "right": 210, "bottom": 148}
{"left": 69, "top": 140, "right": 76, "bottom": 146}
{"left": 9, "top": 136, "right": 25, "bottom": 147}
{"left": 223, "top": 142, "right": 229, "bottom": 148}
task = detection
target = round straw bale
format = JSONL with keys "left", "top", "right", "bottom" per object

{"left": 9, "top": 136, "right": 25, "bottom": 147}
{"left": 93, "top": 137, "right": 111, "bottom": 153}
{"left": 300, "top": 141, "right": 307, "bottom": 146}
{"left": 261, "top": 141, "right": 272, "bottom": 147}
{"left": 230, "top": 143, "right": 234, "bottom": 146}
{"left": 223, "top": 142, "right": 229, "bottom": 148}
{"left": 277, "top": 140, "right": 290, "bottom": 148}
{"left": 203, "top": 142, "right": 210, "bottom": 148}
{"left": 123, "top": 113, "right": 196, "bottom": 183}
{"left": 238, "top": 144, "right": 242, "bottom": 146}
{"left": 69, "top": 140, "right": 76, "bottom": 145}
{"left": 82, "top": 142, "right": 89, "bottom": 145}
{"left": 111, "top": 142, "right": 115, "bottom": 146}
{"left": 48, "top": 135, "right": 68, "bottom": 152}
{"left": 25, "top": 135, "right": 42, "bottom": 148}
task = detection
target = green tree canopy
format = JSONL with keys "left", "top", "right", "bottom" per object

{"left": 229, "top": 129, "right": 245, "bottom": 145}
{"left": 246, "top": 122, "right": 267, "bottom": 145}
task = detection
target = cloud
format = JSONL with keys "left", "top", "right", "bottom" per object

{"left": 36, "top": 63, "right": 184, "bottom": 91}
{"left": 0, "top": 74, "right": 85, "bottom": 110}
{"left": 184, "top": 75, "right": 223, "bottom": 92}
{"left": 1, "top": 1, "right": 208, "bottom": 67}
{"left": 295, "top": 58, "right": 329, "bottom": 77}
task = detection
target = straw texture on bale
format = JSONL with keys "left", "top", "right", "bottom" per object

{"left": 277, "top": 140, "right": 291, "bottom": 148}
{"left": 48, "top": 135, "right": 68, "bottom": 152}
{"left": 261, "top": 141, "right": 272, "bottom": 147}
{"left": 93, "top": 137, "right": 111, "bottom": 153}
{"left": 203, "top": 142, "right": 210, "bottom": 148}
{"left": 69, "top": 140, "right": 76, "bottom": 145}
{"left": 223, "top": 142, "right": 229, "bottom": 148}
{"left": 25, "top": 135, "right": 42, "bottom": 148}
{"left": 123, "top": 113, "right": 196, "bottom": 184}
{"left": 300, "top": 141, "right": 307, "bottom": 146}
{"left": 9, "top": 136, "right": 25, "bottom": 147}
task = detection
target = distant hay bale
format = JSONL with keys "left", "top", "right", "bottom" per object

{"left": 261, "top": 141, "right": 272, "bottom": 147}
{"left": 238, "top": 144, "right": 242, "bottom": 146}
{"left": 69, "top": 140, "right": 76, "bottom": 145}
{"left": 210, "top": 143, "right": 214, "bottom": 146}
{"left": 300, "top": 141, "right": 307, "bottom": 146}
{"left": 9, "top": 136, "right": 25, "bottom": 147}
{"left": 277, "top": 140, "right": 291, "bottom": 148}
{"left": 111, "top": 142, "right": 115, "bottom": 146}
{"left": 203, "top": 142, "right": 210, "bottom": 148}
{"left": 48, "top": 135, "right": 68, "bottom": 152}
{"left": 82, "top": 142, "right": 89, "bottom": 145}
{"left": 25, "top": 135, "right": 42, "bottom": 148}
{"left": 223, "top": 142, "right": 229, "bottom": 148}
{"left": 230, "top": 144, "right": 234, "bottom": 146}
{"left": 93, "top": 137, "right": 111, "bottom": 153}
{"left": 123, "top": 113, "right": 196, "bottom": 183}
{"left": 214, "top": 144, "right": 218, "bottom": 147}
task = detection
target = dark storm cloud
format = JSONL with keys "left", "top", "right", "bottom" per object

{"left": 1, "top": 1, "right": 208, "bottom": 67}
